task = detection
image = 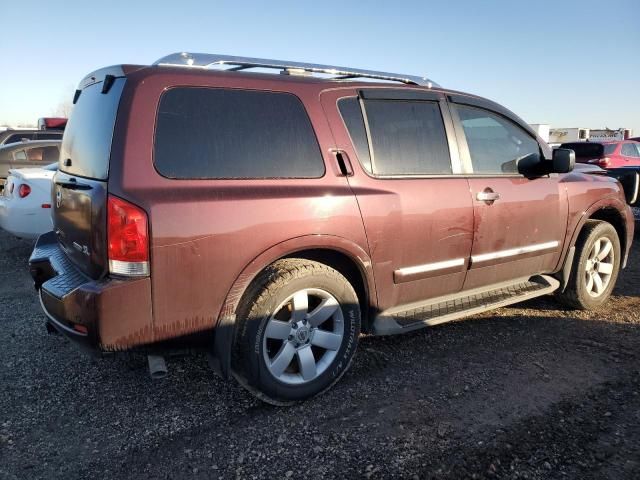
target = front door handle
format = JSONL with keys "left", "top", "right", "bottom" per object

{"left": 476, "top": 189, "right": 500, "bottom": 202}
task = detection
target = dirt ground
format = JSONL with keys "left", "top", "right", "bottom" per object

{"left": 0, "top": 228, "right": 639, "bottom": 479}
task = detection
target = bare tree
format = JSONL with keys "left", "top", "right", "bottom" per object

{"left": 51, "top": 84, "right": 76, "bottom": 118}
{"left": 52, "top": 97, "right": 73, "bottom": 117}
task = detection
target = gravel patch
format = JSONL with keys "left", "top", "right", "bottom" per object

{"left": 0, "top": 229, "right": 639, "bottom": 479}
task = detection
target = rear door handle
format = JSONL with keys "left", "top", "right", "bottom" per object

{"left": 330, "top": 149, "right": 353, "bottom": 176}
{"left": 476, "top": 190, "right": 500, "bottom": 202}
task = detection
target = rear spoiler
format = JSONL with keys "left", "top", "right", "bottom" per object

{"left": 606, "top": 168, "right": 640, "bottom": 206}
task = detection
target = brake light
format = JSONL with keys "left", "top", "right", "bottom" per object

{"left": 107, "top": 195, "right": 149, "bottom": 276}
{"left": 18, "top": 184, "right": 31, "bottom": 198}
{"left": 597, "top": 157, "right": 611, "bottom": 167}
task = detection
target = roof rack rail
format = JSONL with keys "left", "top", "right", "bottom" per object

{"left": 153, "top": 52, "right": 438, "bottom": 88}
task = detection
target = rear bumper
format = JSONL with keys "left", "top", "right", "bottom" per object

{"left": 29, "top": 231, "right": 153, "bottom": 351}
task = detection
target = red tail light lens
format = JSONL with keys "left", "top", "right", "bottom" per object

{"left": 597, "top": 157, "right": 611, "bottom": 167}
{"left": 18, "top": 184, "right": 31, "bottom": 198}
{"left": 107, "top": 195, "right": 149, "bottom": 276}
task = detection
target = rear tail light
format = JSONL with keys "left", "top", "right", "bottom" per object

{"left": 107, "top": 195, "right": 149, "bottom": 277}
{"left": 597, "top": 157, "right": 611, "bottom": 167}
{"left": 18, "top": 184, "right": 31, "bottom": 198}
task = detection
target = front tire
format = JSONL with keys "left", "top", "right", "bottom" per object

{"left": 233, "top": 259, "right": 361, "bottom": 405}
{"left": 556, "top": 220, "right": 621, "bottom": 310}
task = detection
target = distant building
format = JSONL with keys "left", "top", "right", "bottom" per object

{"left": 588, "top": 128, "right": 633, "bottom": 142}
{"left": 548, "top": 127, "right": 632, "bottom": 144}
{"left": 529, "top": 124, "right": 550, "bottom": 143}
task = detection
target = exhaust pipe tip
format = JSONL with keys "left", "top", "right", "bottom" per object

{"left": 147, "top": 354, "right": 168, "bottom": 379}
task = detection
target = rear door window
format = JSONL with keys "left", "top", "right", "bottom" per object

{"left": 359, "top": 100, "right": 451, "bottom": 175}
{"left": 621, "top": 143, "right": 640, "bottom": 157}
{"left": 154, "top": 88, "right": 324, "bottom": 179}
{"left": 59, "top": 77, "right": 126, "bottom": 180}
{"left": 456, "top": 105, "right": 541, "bottom": 174}
{"left": 338, "top": 97, "right": 372, "bottom": 173}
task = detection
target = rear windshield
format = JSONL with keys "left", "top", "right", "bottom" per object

{"left": 560, "top": 142, "right": 604, "bottom": 158}
{"left": 59, "top": 77, "right": 125, "bottom": 179}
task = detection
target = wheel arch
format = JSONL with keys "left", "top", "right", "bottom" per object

{"left": 559, "top": 197, "right": 630, "bottom": 278}
{"left": 211, "top": 235, "right": 377, "bottom": 378}
{"left": 588, "top": 207, "right": 627, "bottom": 260}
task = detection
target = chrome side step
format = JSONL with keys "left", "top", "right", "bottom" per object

{"left": 372, "top": 275, "right": 560, "bottom": 335}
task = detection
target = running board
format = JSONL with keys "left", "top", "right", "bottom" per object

{"left": 372, "top": 275, "right": 560, "bottom": 335}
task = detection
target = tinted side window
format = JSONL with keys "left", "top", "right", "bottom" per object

{"left": 36, "top": 132, "right": 63, "bottom": 141}
{"left": 457, "top": 105, "right": 541, "bottom": 174}
{"left": 603, "top": 143, "right": 618, "bottom": 155}
{"left": 338, "top": 97, "right": 372, "bottom": 173}
{"left": 155, "top": 88, "right": 324, "bottom": 179}
{"left": 621, "top": 143, "right": 639, "bottom": 157}
{"left": 13, "top": 150, "right": 27, "bottom": 161}
{"left": 363, "top": 100, "right": 451, "bottom": 175}
{"left": 27, "top": 145, "right": 59, "bottom": 163}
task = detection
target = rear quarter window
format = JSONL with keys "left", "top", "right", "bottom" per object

{"left": 154, "top": 88, "right": 325, "bottom": 179}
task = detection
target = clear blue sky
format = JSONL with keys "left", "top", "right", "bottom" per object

{"left": 1, "top": 0, "right": 638, "bottom": 134}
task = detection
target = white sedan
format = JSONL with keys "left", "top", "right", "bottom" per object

{"left": 0, "top": 163, "right": 56, "bottom": 239}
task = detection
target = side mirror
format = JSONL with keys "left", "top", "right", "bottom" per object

{"left": 553, "top": 148, "right": 575, "bottom": 173}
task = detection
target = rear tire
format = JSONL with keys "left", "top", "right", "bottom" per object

{"left": 233, "top": 259, "right": 360, "bottom": 405}
{"left": 555, "top": 220, "right": 621, "bottom": 310}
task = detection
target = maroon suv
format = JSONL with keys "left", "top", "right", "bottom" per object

{"left": 30, "top": 53, "right": 634, "bottom": 404}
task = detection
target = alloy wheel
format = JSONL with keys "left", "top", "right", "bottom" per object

{"left": 262, "top": 288, "right": 344, "bottom": 385}
{"left": 584, "top": 237, "right": 615, "bottom": 298}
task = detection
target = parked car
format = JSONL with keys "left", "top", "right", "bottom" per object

{"left": 37, "top": 117, "right": 67, "bottom": 131}
{"left": 0, "top": 163, "right": 56, "bottom": 239}
{"left": 0, "top": 129, "right": 63, "bottom": 146}
{"left": 29, "top": 53, "right": 634, "bottom": 404}
{"left": 559, "top": 141, "right": 640, "bottom": 168}
{"left": 0, "top": 140, "right": 61, "bottom": 191}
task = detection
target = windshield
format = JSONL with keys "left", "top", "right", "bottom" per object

{"left": 59, "top": 77, "right": 125, "bottom": 180}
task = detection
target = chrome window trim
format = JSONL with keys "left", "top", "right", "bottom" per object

{"left": 471, "top": 241, "right": 559, "bottom": 264}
